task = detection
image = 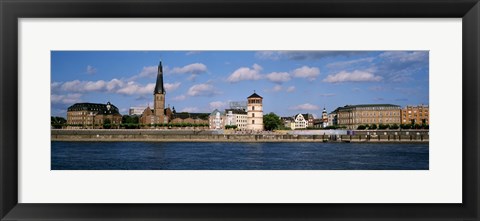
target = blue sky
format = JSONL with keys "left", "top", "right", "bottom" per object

{"left": 51, "top": 51, "right": 429, "bottom": 118}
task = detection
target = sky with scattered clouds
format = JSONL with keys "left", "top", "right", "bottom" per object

{"left": 51, "top": 51, "right": 429, "bottom": 118}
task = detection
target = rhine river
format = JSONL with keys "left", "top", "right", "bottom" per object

{"left": 51, "top": 142, "right": 428, "bottom": 170}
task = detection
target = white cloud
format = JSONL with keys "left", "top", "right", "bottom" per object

{"left": 319, "top": 93, "right": 336, "bottom": 97}
{"left": 51, "top": 93, "right": 82, "bottom": 104}
{"left": 106, "top": 79, "right": 124, "bottom": 92}
{"left": 137, "top": 66, "right": 157, "bottom": 78}
{"left": 286, "top": 86, "right": 296, "bottom": 93}
{"left": 52, "top": 78, "right": 161, "bottom": 96}
{"left": 326, "top": 57, "right": 375, "bottom": 69}
{"left": 256, "top": 51, "right": 369, "bottom": 61}
{"left": 187, "top": 83, "right": 219, "bottom": 97}
{"left": 209, "top": 101, "right": 227, "bottom": 110}
{"left": 369, "top": 86, "right": 386, "bottom": 91}
{"left": 265, "top": 72, "right": 290, "bottom": 83}
{"left": 171, "top": 95, "right": 187, "bottom": 101}
{"left": 289, "top": 103, "right": 320, "bottom": 111}
{"left": 83, "top": 80, "right": 106, "bottom": 91}
{"left": 164, "top": 82, "right": 181, "bottom": 92}
{"left": 227, "top": 64, "right": 263, "bottom": 83}
{"left": 272, "top": 85, "right": 283, "bottom": 92}
{"left": 379, "top": 51, "right": 427, "bottom": 62}
{"left": 86, "top": 65, "right": 97, "bottom": 74}
{"left": 181, "top": 107, "right": 200, "bottom": 112}
{"left": 186, "top": 51, "right": 201, "bottom": 55}
{"left": 116, "top": 82, "right": 156, "bottom": 95}
{"left": 323, "top": 70, "right": 382, "bottom": 83}
{"left": 292, "top": 66, "right": 320, "bottom": 81}
{"left": 170, "top": 63, "right": 207, "bottom": 75}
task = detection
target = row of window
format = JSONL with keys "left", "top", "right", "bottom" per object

{"left": 248, "top": 99, "right": 262, "bottom": 104}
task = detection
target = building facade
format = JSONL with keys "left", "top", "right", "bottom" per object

{"left": 171, "top": 111, "right": 209, "bottom": 125}
{"left": 401, "top": 105, "right": 429, "bottom": 125}
{"left": 225, "top": 109, "right": 248, "bottom": 130}
{"left": 328, "top": 112, "right": 338, "bottom": 127}
{"left": 66, "top": 102, "right": 122, "bottom": 129}
{"left": 209, "top": 109, "right": 225, "bottom": 130}
{"left": 246, "top": 92, "right": 264, "bottom": 131}
{"left": 335, "top": 104, "right": 401, "bottom": 129}
{"left": 129, "top": 106, "right": 146, "bottom": 115}
{"left": 292, "top": 113, "right": 308, "bottom": 130}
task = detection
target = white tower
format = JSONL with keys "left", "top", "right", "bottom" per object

{"left": 247, "top": 91, "right": 264, "bottom": 131}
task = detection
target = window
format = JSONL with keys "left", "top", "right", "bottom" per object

{"left": 252, "top": 113, "right": 255, "bottom": 117}
{"left": 252, "top": 106, "right": 255, "bottom": 110}
{"left": 252, "top": 120, "right": 255, "bottom": 124}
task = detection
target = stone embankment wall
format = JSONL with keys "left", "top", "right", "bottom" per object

{"left": 51, "top": 129, "right": 429, "bottom": 143}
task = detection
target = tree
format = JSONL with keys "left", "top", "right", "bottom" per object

{"left": 103, "top": 118, "right": 111, "bottom": 129}
{"left": 369, "top": 124, "right": 377, "bottom": 130}
{"left": 51, "top": 116, "right": 67, "bottom": 129}
{"left": 357, "top": 125, "right": 366, "bottom": 130}
{"left": 263, "top": 112, "right": 282, "bottom": 131}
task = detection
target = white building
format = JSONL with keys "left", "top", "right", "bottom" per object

{"left": 209, "top": 109, "right": 225, "bottom": 130}
{"left": 246, "top": 92, "right": 264, "bottom": 131}
{"left": 328, "top": 112, "right": 337, "bottom": 126}
{"left": 225, "top": 109, "right": 248, "bottom": 130}
{"left": 292, "top": 113, "right": 308, "bottom": 130}
{"left": 129, "top": 106, "right": 147, "bottom": 115}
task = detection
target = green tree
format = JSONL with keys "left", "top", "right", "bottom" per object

{"left": 103, "top": 119, "right": 111, "bottom": 129}
{"left": 357, "top": 125, "right": 366, "bottom": 130}
{"left": 263, "top": 112, "right": 282, "bottom": 131}
{"left": 51, "top": 116, "right": 67, "bottom": 129}
{"left": 369, "top": 124, "right": 377, "bottom": 130}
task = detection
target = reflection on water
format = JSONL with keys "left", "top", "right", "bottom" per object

{"left": 51, "top": 142, "right": 429, "bottom": 170}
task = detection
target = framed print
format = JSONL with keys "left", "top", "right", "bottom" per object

{"left": 1, "top": 0, "right": 479, "bottom": 220}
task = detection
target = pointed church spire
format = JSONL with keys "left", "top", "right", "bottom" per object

{"left": 154, "top": 59, "right": 165, "bottom": 94}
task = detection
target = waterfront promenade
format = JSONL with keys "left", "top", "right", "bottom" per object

{"left": 51, "top": 129, "right": 428, "bottom": 143}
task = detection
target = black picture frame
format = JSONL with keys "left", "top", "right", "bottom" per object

{"left": 1, "top": 0, "right": 479, "bottom": 220}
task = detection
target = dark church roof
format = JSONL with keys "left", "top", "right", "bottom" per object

{"left": 247, "top": 92, "right": 262, "bottom": 99}
{"left": 67, "top": 102, "right": 119, "bottom": 115}
{"left": 154, "top": 60, "right": 165, "bottom": 94}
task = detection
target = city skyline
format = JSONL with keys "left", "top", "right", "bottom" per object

{"left": 51, "top": 51, "right": 429, "bottom": 118}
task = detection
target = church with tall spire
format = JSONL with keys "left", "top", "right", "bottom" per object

{"left": 139, "top": 59, "right": 209, "bottom": 127}
{"left": 140, "top": 60, "right": 170, "bottom": 125}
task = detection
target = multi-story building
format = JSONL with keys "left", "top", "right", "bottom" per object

{"left": 209, "top": 109, "right": 225, "bottom": 130}
{"left": 281, "top": 117, "right": 294, "bottom": 129}
{"left": 225, "top": 108, "right": 248, "bottom": 130}
{"left": 129, "top": 106, "right": 146, "bottom": 115}
{"left": 292, "top": 113, "right": 308, "bottom": 130}
{"left": 247, "top": 92, "right": 264, "bottom": 131}
{"left": 171, "top": 112, "right": 208, "bottom": 125}
{"left": 67, "top": 102, "right": 122, "bottom": 129}
{"left": 335, "top": 104, "right": 401, "bottom": 129}
{"left": 303, "top": 113, "right": 314, "bottom": 128}
{"left": 328, "top": 112, "right": 338, "bottom": 127}
{"left": 401, "top": 105, "right": 429, "bottom": 125}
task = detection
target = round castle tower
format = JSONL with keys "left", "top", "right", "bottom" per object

{"left": 246, "top": 91, "right": 264, "bottom": 131}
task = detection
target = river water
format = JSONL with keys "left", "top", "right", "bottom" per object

{"left": 51, "top": 142, "right": 428, "bottom": 170}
